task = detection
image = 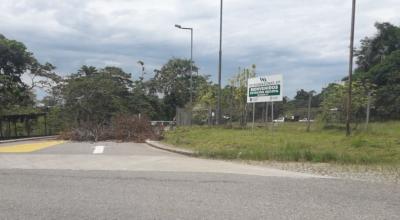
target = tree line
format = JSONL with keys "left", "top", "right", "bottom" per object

{"left": 1, "top": 22, "right": 399, "bottom": 137}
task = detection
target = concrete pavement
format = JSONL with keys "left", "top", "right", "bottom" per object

{"left": 0, "top": 140, "right": 399, "bottom": 219}
{"left": 0, "top": 141, "right": 321, "bottom": 178}
{"left": 1, "top": 169, "right": 399, "bottom": 220}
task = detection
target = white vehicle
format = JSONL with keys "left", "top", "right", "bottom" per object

{"left": 273, "top": 117, "right": 285, "bottom": 123}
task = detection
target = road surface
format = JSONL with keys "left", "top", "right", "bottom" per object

{"left": 0, "top": 140, "right": 399, "bottom": 219}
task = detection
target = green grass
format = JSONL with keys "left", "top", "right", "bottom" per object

{"left": 163, "top": 122, "right": 400, "bottom": 165}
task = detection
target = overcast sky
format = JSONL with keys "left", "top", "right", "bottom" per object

{"left": 1, "top": 0, "right": 399, "bottom": 98}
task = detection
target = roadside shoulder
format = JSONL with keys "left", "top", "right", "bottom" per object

{"left": 244, "top": 160, "right": 400, "bottom": 185}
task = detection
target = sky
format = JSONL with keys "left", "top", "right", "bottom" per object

{"left": 1, "top": 0, "right": 399, "bottom": 98}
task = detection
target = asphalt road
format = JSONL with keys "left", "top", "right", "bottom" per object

{"left": 0, "top": 140, "right": 399, "bottom": 219}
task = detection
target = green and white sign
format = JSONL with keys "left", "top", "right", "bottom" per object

{"left": 247, "top": 74, "right": 283, "bottom": 103}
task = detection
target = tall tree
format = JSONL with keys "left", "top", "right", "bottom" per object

{"left": 352, "top": 22, "right": 400, "bottom": 120}
{"left": 365, "top": 51, "right": 400, "bottom": 119}
{"left": 153, "top": 58, "right": 207, "bottom": 120}
{"left": 355, "top": 23, "right": 400, "bottom": 72}
{"left": 62, "top": 66, "right": 132, "bottom": 129}
{"left": 0, "top": 34, "right": 59, "bottom": 114}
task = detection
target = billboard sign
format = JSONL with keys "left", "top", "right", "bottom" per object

{"left": 247, "top": 74, "right": 283, "bottom": 103}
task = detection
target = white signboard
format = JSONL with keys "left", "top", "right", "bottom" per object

{"left": 247, "top": 74, "right": 283, "bottom": 103}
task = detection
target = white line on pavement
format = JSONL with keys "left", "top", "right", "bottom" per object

{"left": 93, "top": 146, "right": 105, "bottom": 154}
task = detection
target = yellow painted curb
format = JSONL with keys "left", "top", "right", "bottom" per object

{"left": 0, "top": 141, "right": 65, "bottom": 153}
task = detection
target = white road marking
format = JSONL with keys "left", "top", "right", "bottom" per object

{"left": 93, "top": 146, "right": 105, "bottom": 154}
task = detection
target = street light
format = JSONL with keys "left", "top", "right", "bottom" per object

{"left": 174, "top": 24, "right": 194, "bottom": 108}
{"left": 137, "top": 60, "right": 145, "bottom": 79}
{"left": 216, "top": 0, "right": 223, "bottom": 125}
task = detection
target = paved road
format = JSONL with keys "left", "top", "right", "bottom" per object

{"left": 0, "top": 140, "right": 399, "bottom": 219}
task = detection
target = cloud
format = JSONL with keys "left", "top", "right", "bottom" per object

{"left": 1, "top": 0, "right": 399, "bottom": 98}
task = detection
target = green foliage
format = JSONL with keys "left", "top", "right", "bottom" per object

{"left": 365, "top": 51, "right": 400, "bottom": 119}
{"left": 153, "top": 58, "right": 208, "bottom": 119}
{"left": 62, "top": 66, "right": 133, "bottom": 128}
{"left": 61, "top": 65, "right": 167, "bottom": 134}
{"left": 352, "top": 23, "right": 400, "bottom": 120}
{"left": 355, "top": 22, "right": 400, "bottom": 72}
{"left": 0, "top": 34, "right": 34, "bottom": 112}
{"left": 0, "top": 34, "right": 61, "bottom": 115}
{"left": 320, "top": 81, "right": 375, "bottom": 123}
{"left": 129, "top": 79, "right": 163, "bottom": 120}
{"left": 228, "top": 66, "right": 256, "bottom": 125}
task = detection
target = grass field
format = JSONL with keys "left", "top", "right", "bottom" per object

{"left": 163, "top": 122, "right": 400, "bottom": 165}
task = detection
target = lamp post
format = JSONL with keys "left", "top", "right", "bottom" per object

{"left": 346, "top": 0, "right": 356, "bottom": 136}
{"left": 174, "top": 24, "right": 194, "bottom": 108}
{"left": 137, "top": 60, "right": 145, "bottom": 79}
{"left": 216, "top": 0, "right": 223, "bottom": 125}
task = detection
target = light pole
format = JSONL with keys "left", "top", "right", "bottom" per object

{"left": 346, "top": 0, "right": 356, "bottom": 136}
{"left": 216, "top": 0, "right": 223, "bottom": 125}
{"left": 137, "top": 60, "right": 145, "bottom": 79}
{"left": 175, "top": 24, "right": 194, "bottom": 108}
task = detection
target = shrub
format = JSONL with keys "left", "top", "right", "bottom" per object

{"left": 59, "top": 114, "right": 160, "bottom": 142}
{"left": 112, "top": 114, "right": 159, "bottom": 142}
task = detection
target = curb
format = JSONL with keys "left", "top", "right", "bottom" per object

{"left": 0, "top": 136, "right": 58, "bottom": 144}
{"left": 145, "top": 140, "right": 196, "bottom": 156}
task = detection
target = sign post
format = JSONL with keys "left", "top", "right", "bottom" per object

{"left": 271, "top": 101, "right": 274, "bottom": 131}
{"left": 247, "top": 75, "right": 283, "bottom": 130}
{"left": 252, "top": 103, "right": 255, "bottom": 131}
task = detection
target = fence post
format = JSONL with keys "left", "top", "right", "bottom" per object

{"left": 365, "top": 91, "right": 372, "bottom": 130}
{"left": 44, "top": 113, "right": 48, "bottom": 136}
{"left": 307, "top": 93, "right": 313, "bottom": 132}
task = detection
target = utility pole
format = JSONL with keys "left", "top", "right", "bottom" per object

{"left": 190, "top": 28, "right": 193, "bottom": 108}
{"left": 216, "top": 0, "right": 223, "bottom": 125}
{"left": 346, "top": 0, "right": 356, "bottom": 136}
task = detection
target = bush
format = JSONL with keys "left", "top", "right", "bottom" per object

{"left": 113, "top": 115, "right": 159, "bottom": 142}
{"left": 59, "top": 114, "right": 160, "bottom": 142}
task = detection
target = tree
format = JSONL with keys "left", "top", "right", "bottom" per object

{"left": 153, "top": 58, "right": 208, "bottom": 120}
{"left": 196, "top": 82, "right": 218, "bottom": 125}
{"left": 129, "top": 78, "right": 163, "bottom": 120}
{"left": 0, "top": 34, "right": 33, "bottom": 112}
{"left": 352, "top": 23, "right": 400, "bottom": 120}
{"left": 0, "top": 34, "right": 59, "bottom": 114}
{"left": 230, "top": 67, "right": 256, "bottom": 126}
{"left": 321, "top": 81, "right": 375, "bottom": 125}
{"left": 62, "top": 66, "right": 132, "bottom": 138}
{"left": 355, "top": 23, "right": 400, "bottom": 72}
{"left": 365, "top": 51, "right": 400, "bottom": 119}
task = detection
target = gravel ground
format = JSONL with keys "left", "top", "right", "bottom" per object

{"left": 239, "top": 160, "right": 400, "bottom": 184}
